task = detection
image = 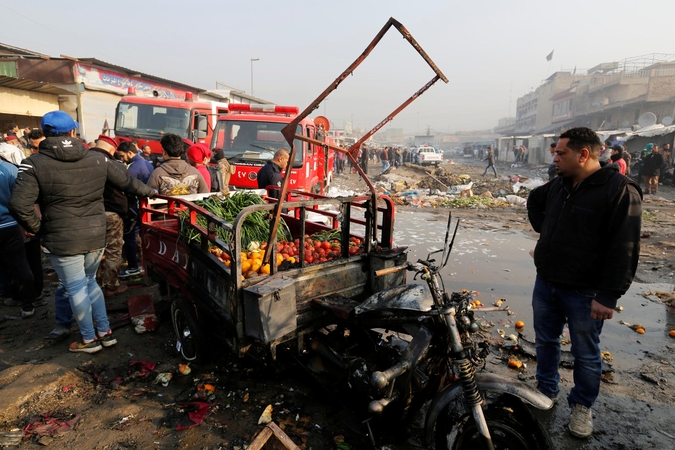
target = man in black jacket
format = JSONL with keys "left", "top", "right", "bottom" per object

{"left": 90, "top": 135, "right": 130, "bottom": 297}
{"left": 9, "top": 111, "right": 155, "bottom": 354}
{"left": 257, "top": 149, "right": 289, "bottom": 199}
{"left": 527, "top": 127, "right": 642, "bottom": 439}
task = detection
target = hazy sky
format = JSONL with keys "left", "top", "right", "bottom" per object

{"left": 3, "top": 0, "right": 674, "bottom": 135}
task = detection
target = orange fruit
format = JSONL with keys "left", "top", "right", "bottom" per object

{"left": 669, "top": 330, "right": 675, "bottom": 338}
{"left": 251, "top": 261, "right": 262, "bottom": 273}
{"left": 240, "top": 252, "right": 248, "bottom": 261}
{"left": 241, "top": 261, "right": 251, "bottom": 273}
{"left": 515, "top": 321, "right": 525, "bottom": 329}
{"left": 635, "top": 328, "right": 645, "bottom": 334}
{"left": 251, "top": 252, "right": 263, "bottom": 260}
{"left": 261, "top": 264, "right": 271, "bottom": 275}
{"left": 507, "top": 359, "right": 523, "bottom": 369}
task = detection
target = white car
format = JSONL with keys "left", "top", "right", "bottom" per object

{"left": 416, "top": 146, "right": 443, "bottom": 166}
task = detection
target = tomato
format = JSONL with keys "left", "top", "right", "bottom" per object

{"left": 314, "top": 241, "right": 322, "bottom": 249}
{"left": 321, "top": 241, "right": 332, "bottom": 250}
{"left": 305, "top": 255, "right": 314, "bottom": 264}
{"left": 287, "top": 249, "right": 295, "bottom": 257}
{"left": 313, "top": 252, "right": 320, "bottom": 260}
{"left": 348, "top": 246, "right": 358, "bottom": 255}
{"left": 281, "top": 253, "right": 289, "bottom": 260}
{"left": 319, "top": 257, "right": 328, "bottom": 263}
{"left": 317, "top": 248, "right": 326, "bottom": 256}
{"left": 294, "top": 239, "right": 300, "bottom": 247}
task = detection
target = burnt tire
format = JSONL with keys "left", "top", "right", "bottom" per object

{"left": 171, "top": 298, "right": 205, "bottom": 363}
{"left": 435, "top": 394, "right": 552, "bottom": 450}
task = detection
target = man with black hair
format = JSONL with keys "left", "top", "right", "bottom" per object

{"left": 27, "top": 129, "right": 44, "bottom": 155}
{"left": 527, "top": 127, "right": 642, "bottom": 438}
{"left": 147, "top": 133, "right": 208, "bottom": 195}
{"left": 9, "top": 110, "right": 155, "bottom": 353}
{"left": 7, "top": 123, "right": 18, "bottom": 137}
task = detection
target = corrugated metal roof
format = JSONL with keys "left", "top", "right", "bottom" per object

{"left": 0, "top": 75, "right": 73, "bottom": 95}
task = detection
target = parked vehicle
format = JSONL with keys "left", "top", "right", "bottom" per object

{"left": 210, "top": 104, "right": 335, "bottom": 194}
{"left": 416, "top": 145, "right": 443, "bottom": 166}
{"left": 140, "top": 191, "right": 406, "bottom": 363}
{"left": 114, "top": 88, "right": 228, "bottom": 155}
{"left": 141, "top": 194, "right": 552, "bottom": 448}
{"left": 305, "top": 213, "right": 553, "bottom": 449}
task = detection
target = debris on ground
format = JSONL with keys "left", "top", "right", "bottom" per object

{"left": 24, "top": 412, "right": 81, "bottom": 438}
{"left": 249, "top": 421, "right": 300, "bottom": 450}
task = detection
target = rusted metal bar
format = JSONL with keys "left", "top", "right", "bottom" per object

{"left": 268, "top": 17, "right": 447, "bottom": 263}
{"left": 280, "top": 17, "right": 399, "bottom": 146}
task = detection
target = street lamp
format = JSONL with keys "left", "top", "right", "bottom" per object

{"left": 250, "top": 58, "right": 259, "bottom": 97}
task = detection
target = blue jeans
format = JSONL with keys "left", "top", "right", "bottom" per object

{"left": 54, "top": 282, "right": 73, "bottom": 328}
{"left": 50, "top": 249, "right": 109, "bottom": 341}
{"left": 482, "top": 164, "right": 497, "bottom": 176}
{"left": 381, "top": 160, "right": 390, "bottom": 173}
{"left": 532, "top": 276, "right": 604, "bottom": 408}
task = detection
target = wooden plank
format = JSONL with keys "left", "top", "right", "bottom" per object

{"left": 249, "top": 422, "right": 300, "bottom": 450}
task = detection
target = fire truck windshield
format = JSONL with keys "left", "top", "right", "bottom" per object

{"left": 115, "top": 102, "right": 191, "bottom": 138}
{"left": 211, "top": 120, "right": 304, "bottom": 167}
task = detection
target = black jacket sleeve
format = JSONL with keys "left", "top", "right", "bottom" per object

{"left": 596, "top": 183, "right": 642, "bottom": 307}
{"left": 105, "top": 158, "right": 156, "bottom": 198}
{"left": 8, "top": 160, "right": 41, "bottom": 234}
{"left": 527, "top": 182, "right": 551, "bottom": 233}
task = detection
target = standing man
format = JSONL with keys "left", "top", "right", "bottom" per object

{"left": 90, "top": 135, "right": 130, "bottom": 297}
{"left": 380, "top": 146, "right": 390, "bottom": 172}
{"left": 643, "top": 143, "right": 663, "bottom": 195}
{"left": 147, "top": 134, "right": 208, "bottom": 195}
{"left": 527, "top": 127, "right": 642, "bottom": 438}
{"left": 481, "top": 146, "right": 498, "bottom": 177}
{"left": 27, "top": 129, "right": 44, "bottom": 155}
{"left": 9, "top": 111, "right": 156, "bottom": 353}
{"left": 609, "top": 144, "right": 627, "bottom": 175}
{"left": 257, "top": 149, "right": 289, "bottom": 200}
{"left": 0, "top": 157, "right": 36, "bottom": 318}
{"left": 118, "top": 141, "right": 154, "bottom": 279}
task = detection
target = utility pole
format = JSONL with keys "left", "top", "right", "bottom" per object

{"left": 250, "top": 58, "right": 259, "bottom": 97}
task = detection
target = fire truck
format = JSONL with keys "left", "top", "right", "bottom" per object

{"left": 210, "top": 104, "right": 335, "bottom": 193}
{"left": 113, "top": 89, "right": 228, "bottom": 154}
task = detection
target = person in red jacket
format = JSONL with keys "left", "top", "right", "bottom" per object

{"left": 609, "top": 144, "right": 626, "bottom": 175}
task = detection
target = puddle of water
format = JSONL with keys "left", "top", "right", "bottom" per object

{"left": 393, "top": 210, "right": 675, "bottom": 371}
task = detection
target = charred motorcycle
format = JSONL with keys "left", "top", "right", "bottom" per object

{"left": 306, "top": 214, "right": 553, "bottom": 449}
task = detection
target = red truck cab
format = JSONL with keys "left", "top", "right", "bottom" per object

{"left": 114, "top": 90, "right": 228, "bottom": 154}
{"left": 210, "top": 104, "right": 334, "bottom": 193}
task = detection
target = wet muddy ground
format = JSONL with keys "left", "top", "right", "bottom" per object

{"left": 1, "top": 158, "right": 674, "bottom": 449}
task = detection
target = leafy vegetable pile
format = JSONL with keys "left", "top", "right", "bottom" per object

{"left": 178, "top": 192, "right": 289, "bottom": 247}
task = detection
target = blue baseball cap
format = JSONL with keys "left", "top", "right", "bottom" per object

{"left": 41, "top": 110, "right": 79, "bottom": 133}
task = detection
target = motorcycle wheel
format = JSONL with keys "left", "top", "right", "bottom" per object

{"left": 171, "top": 298, "right": 205, "bottom": 363}
{"left": 435, "top": 394, "right": 552, "bottom": 450}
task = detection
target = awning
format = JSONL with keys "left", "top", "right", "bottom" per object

{"left": 625, "top": 124, "right": 675, "bottom": 140}
{"left": 0, "top": 76, "right": 70, "bottom": 117}
{"left": 535, "top": 119, "right": 575, "bottom": 134}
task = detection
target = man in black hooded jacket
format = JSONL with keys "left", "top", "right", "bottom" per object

{"left": 9, "top": 111, "right": 155, "bottom": 354}
{"left": 527, "top": 127, "right": 642, "bottom": 439}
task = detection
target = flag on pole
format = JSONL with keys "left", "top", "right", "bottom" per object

{"left": 546, "top": 50, "right": 554, "bottom": 62}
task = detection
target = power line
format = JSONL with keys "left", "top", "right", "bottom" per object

{"left": 0, "top": 4, "right": 58, "bottom": 34}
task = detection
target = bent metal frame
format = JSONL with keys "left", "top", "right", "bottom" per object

{"left": 264, "top": 17, "right": 448, "bottom": 264}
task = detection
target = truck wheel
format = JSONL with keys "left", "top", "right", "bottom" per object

{"left": 171, "top": 298, "right": 205, "bottom": 363}
{"left": 435, "top": 394, "right": 552, "bottom": 449}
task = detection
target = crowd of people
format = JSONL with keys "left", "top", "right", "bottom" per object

{"left": 0, "top": 111, "right": 236, "bottom": 354}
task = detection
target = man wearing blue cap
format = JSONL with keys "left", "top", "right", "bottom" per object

{"left": 9, "top": 110, "right": 156, "bottom": 354}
